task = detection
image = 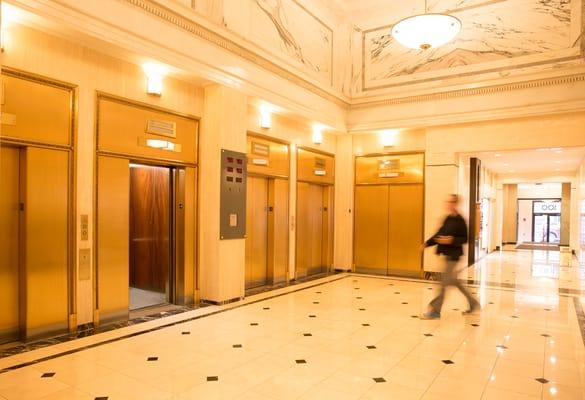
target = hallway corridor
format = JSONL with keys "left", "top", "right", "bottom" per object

{"left": 0, "top": 250, "right": 583, "bottom": 400}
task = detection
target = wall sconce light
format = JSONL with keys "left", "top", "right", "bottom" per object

{"left": 259, "top": 109, "right": 272, "bottom": 129}
{"left": 312, "top": 125, "right": 323, "bottom": 145}
{"left": 143, "top": 62, "right": 167, "bottom": 96}
{"left": 379, "top": 129, "right": 398, "bottom": 148}
{"left": 1, "top": 3, "right": 22, "bottom": 51}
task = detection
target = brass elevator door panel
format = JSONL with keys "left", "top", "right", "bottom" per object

{"left": 245, "top": 177, "right": 269, "bottom": 289}
{"left": 354, "top": 185, "right": 389, "bottom": 274}
{"left": 98, "top": 156, "right": 130, "bottom": 322}
{"left": 309, "top": 184, "right": 324, "bottom": 276}
{"left": 268, "top": 178, "right": 289, "bottom": 284}
{"left": 296, "top": 183, "right": 327, "bottom": 279}
{"left": 0, "top": 146, "right": 20, "bottom": 343}
{"left": 388, "top": 184, "right": 423, "bottom": 276}
{"left": 23, "top": 147, "right": 69, "bottom": 338}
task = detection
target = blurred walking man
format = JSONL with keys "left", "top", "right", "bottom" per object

{"left": 420, "top": 194, "right": 480, "bottom": 319}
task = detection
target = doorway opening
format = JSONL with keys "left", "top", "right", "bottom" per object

{"left": 532, "top": 200, "right": 561, "bottom": 244}
{"left": 129, "top": 163, "right": 173, "bottom": 310}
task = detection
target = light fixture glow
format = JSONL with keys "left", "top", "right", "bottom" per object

{"left": 312, "top": 125, "right": 324, "bottom": 145}
{"left": 379, "top": 129, "right": 398, "bottom": 147}
{"left": 391, "top": 0, "right": 461, "bottom": 51}
{"left": 143, "top": 62, "right": 168, "bottom": 96}
{"left": 259, "top": 107, "right": 272, "bottom": 129}
{"left": 146, "top": 139, "right": 175, "bottom": 151}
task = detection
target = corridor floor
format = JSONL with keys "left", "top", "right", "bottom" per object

{"left": 0, "top": 250, "right": 583, "bottom": 399}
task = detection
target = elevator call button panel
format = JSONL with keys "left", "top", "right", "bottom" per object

{"left": 220, "top": 149, "right": 247, "bottom": 239}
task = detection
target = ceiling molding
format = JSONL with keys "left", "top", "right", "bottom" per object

{"left": 351, "top": 73, "right": 585, "bottom": 109}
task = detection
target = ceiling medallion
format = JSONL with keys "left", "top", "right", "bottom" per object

{"left": 391, "top": 1, "right": 461, "bottom": 50}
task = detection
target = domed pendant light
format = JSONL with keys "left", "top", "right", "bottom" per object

{"left": 391, "top": 0, "right": 461, "bottom": 50}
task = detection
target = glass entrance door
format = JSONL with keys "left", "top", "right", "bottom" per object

{"left": 533, "top": 214, "right": 561, "bottom": 243}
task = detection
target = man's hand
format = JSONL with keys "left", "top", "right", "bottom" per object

{"left": 435, "top": 236, "right": 454, "bottom": 245}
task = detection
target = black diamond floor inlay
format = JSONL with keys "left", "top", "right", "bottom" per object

{"left": 309, "top": 315, "right": 316, "bottom": 318}
{"left": 489, "top": 302, "right": 494, "bottom": 304}
{"left": 313, "top": 302, "right": 320, "bottom": 304}
{"left": 442, "top": 360, "right": 454, "bottom": 364}
{"left": 303, "top": 333, "right": 312, "bottom": 337}
{"left": 511, "top": 315, "right": 519, "bottom": 319}
{"left": 402, "top": 302, "right": 408, "bottom": 305}
{"left": 394, "top": 292, "right": 400, "bottom": 294}
{"left": 41, "top": 372, "right": 55, "bottom": 378}
{"left": 181, "top": 331, "right": 190, "bottom": 335}
{"left": 147, "top": 357, "right": 158, "bottom": 361}
{"left": 295, "top": 359, "right": 307, "bottom": 364}
{"left": 355, "top": 288, "right": 360, "bottom": 290}
{"left": 496, "top": 345, "right": 508, "bottom": 350}
{"left": 356, "top": 297, "right": 362, "bottom": 299}
{"left": 263, "top": 307, "right": 270, "bottom": 310}
{"left": 315, "top": 291, "right": 322, "bottom": 294}
{"left": 359, "top": 308, "right": 366, "bottom": 311}
{"left": 471, "top": 324, "right": 480, "bottom": 327}
{"left": 388, "top": 284, "right": 394, "bottom": 286}
{"left": 250, "top": 323, "right": 259, "bottom": 326}
{"left": 535, "top": 378, "right": 549, "bottom": 384}
{"left": 373, "top": 377, "right": 386, "bottom": 383}
{"left": 207, "top": 376, "right": 219, "bottom": 382}
{"left": 95, "top": 397, "right": 109, "bottom": 400}
{"left": 544, "top": 308, "right": 551, "bottom": 311}
{"left": 424, "top": 333, "right": 433, "bottom": 337}
{"left": 233, "top": 344, "right": 242, "bottom": 348}
{"left": 411, "top": 315, "right": 419, "bottom": 318}
{"left": 366, "top": 345, "right": 376, "bottom": 349}
{"left": 541, "top": 334, "right": 551, "bottom": 337}
{"left": 362, "top": 323, "right": 370, "bottom": 327}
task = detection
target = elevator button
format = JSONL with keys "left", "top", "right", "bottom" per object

{"left": 229, "top": 213, "right": 238, "bottom": 227}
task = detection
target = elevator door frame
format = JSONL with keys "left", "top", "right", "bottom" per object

{"left": 295, "top": 181, "right": 334, "bottom": 280}
{"left": 0, "top": 67, "right": 76, "bottom": 342}
{"left": 94, "top": 94, "right": 200, "bottom": 325}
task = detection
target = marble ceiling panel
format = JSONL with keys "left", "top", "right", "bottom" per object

{"left": 361, "top": 0, "right": 580, "bottom": 91}
{"left": 218, "top": 0, "right": 333, "bottom": 85}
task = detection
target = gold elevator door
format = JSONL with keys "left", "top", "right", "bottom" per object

{"left": 0, "top": 146, "right": 21, "bottom": 344}
{"left": 245, "top": 177, "right": 269, "bottom": 289}
{"left": 354, "top": 183, "right": 423, "bottom": 277}
{"left": 354, "top": 185, "right": 389, "bottom": 274}
{"left": 296, "top": 182, "right": 328, "bottom": 279}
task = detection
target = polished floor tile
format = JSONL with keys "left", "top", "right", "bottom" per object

{"left": 0, "top": 249, "right": 583, "bottom": 399}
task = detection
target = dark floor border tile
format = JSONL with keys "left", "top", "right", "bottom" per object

{"left": 0, "top": 275, "right": 348, "bottom": 374}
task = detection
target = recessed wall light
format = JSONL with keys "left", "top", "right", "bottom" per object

{"left": 379, "top": 129, "right": 398, "bottom": 147}
{"left": 143, "top": 62, "right": 168, "bottom": 96}
{"left": 494, "top": 154, "right": 501, "bottom": 157}
{"left": 312, "top": 124, "right": 323, "bottom": 145}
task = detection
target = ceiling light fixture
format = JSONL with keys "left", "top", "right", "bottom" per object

{"left": 391, "top": 0, "right": 461, "bottom": 50}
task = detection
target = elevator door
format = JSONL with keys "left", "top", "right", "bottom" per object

{"left": 354, "top": 185, "right": 389, "bottom": 274}
{"left": 297, "top": 182, "right": 326, "bottom": 279}
{"left": 0, "top": 146, "right": 20, "bottom": 344}
{"left": 387, "top": 184, "right": 423, "bottom": 274}
{"left": 129, "top": 164, "right": 171, "bottom": 310}
{"left": 354, "top": 183, "right": 423, "bottom": 276}
{"left": 245, "top": 177, "right": 269, "bottom": 289}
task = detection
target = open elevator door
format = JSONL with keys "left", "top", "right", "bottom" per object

{"left": 96, "top": 95, "right": 198, "bottom": 324}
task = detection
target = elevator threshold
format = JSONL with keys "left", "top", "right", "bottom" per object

{"left": 129, "top": 303, "right": 183, "bottom": 319}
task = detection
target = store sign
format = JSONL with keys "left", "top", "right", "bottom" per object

{"left": 533, "top": 201, "right": 561, "bottom": 214}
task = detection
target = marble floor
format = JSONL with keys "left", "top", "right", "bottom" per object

{"left": 0, "top": 250, "right": 583, "bottom": 399}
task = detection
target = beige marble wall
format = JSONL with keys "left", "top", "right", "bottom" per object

{"left": 1, "top": 24, "right": 204, "bottom": 324}
{"left": 200, "top": 85, "right": 247, "bottom": 303}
